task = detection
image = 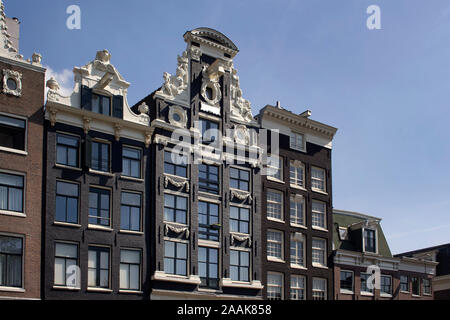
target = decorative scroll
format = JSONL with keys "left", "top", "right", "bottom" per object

{"left": 231, "top": 233, "right": 252, "bottom": 247}
{"left": 165, "top": 224, "right": 190, "bottom": 239}
{"left": 230, "top": 189, "right": 252, "bottom": 203}
{"left": 164, "top": 176, "right": 189, "bottom": 192}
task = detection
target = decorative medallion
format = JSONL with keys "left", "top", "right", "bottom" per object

{"left": 168, "top": 105, "right": 188, "bottom": 128}
{"left": 3, "top": 69, "right": 22, "bottom": 97}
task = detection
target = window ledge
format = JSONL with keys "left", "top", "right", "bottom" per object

{"left": 220, "top": 278, "right": 263, "bottom": 290}
{"left": 119, "top": 289, "right": 143, "bottom": 294}
{"left": 380, "top": 293, "right": 392, "bottom": 298}
{"left": 88, "top": 169, "right": 114, "bottom": 177}
{"left": 55, "top": 164, "right": 82, "bottom": 171}
{"left": 360, "top": 291, "right": 374, "bottom": 296}
{"left": 412, "top": 294, "right": 421, "bottom": 298}
{"left": 0, "top": 210, "right": 26, "bottom": 218}
{"left": 290, "top": 184, "right": 306, "bottom": 191}
{"left": 119, "top": 230, "right": 143, "bottom": 235}
{"left": 52, "top": 285, "right": 80, "bottom": 291}
{"left": 151, "top": 271, "right": 201, "bottom": 285}
{"left": 164, "top": 173, "right": 188, "bottom": 181}
{"left": 0, "top": 286, "right": 25, "bottom": 293}
{"left": 290, "top": 223, "right": 307, "bottom": 229}
{"left": 423, "top": 293, "right": 432, "bottom": 296}
{"left": 88, "top": 224, "right": 113, "bottom": 232}
{"left": 54, "top": 221, "right": 81, "bottom": 228}
{"left": 312, "top": 189, "right": 328, "bottom": 196}
{"left": 340, "top": 289, "right": 354, "bottom": 295}
{"left": 266, "top": 177, "right": 285, "bottom": 184}
{"left": 312, "top": 263, "right": 328, "bottom": 269}
{"left": 198, "top": 239, "right": 221, "bottom": 248}
{"left": 119, "top": 175, "right": 144, "bottom": 183}
{"left": 267, "top": 256, "right": 285, "bottom": 264}
{"left": 290, "top": 264, "right": 307, "bottom": 270}
{"left": 267, "top": 217, "right": 285, "bottom": 224}
{"left": 0, "top": 146, "right": 27, "bottom": 156}
{"left": 400, "top": 290, "right": 410, "bottom": 294}
{"left": 312, "top": 226, "right": 328, "bottom": 232}
{"left": 87, "top": 287, "right": 113, "bottom": 293}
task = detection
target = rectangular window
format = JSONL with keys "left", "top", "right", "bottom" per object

{"left": 400, "top": 275, "right": 409, "bottom": 292}
{"left": 423, "top": 278, "right": 431, "bottom": 295}
{"left": 340, "top": 270, "right": 354, "bottom": 292}
{"left": 230, "top": 250, "right": 249, "bottom": 282}
{"left": 380, "top": 275, "right": 392, "bottom": 295}
{"left": 267, "top": 230, "right": 283, "bottom": 260}
{"left": 290, "top": 195, "right": 304, "bottom": 226}
{"left": 164, "top": 194, "right": 187, "bottom": 225}
{"left": 122, "top": 147, "right": 141, "bottom": 178}
{"left": 120, "top": 249, "right": 141, "bottom": 291}
{"left": 0, "top": 114, "right": 26, "bottom": 151}
{"left": 267, "top": 272, "right": 283, "bottom": 300}
{"left": 290, "top": 275, "right": 305, "bottom": 300}
{"left": 88, "top": 187, "right": 111, "bottom": 227}
{"left": 0, "top": 172, "right": 24, "bottom": 213}
{"left": 290, "top": 233, "right": 304, "bottom": 267}
{"left": 88, "top": 246, "right": 110, "bottom": 288}
{"left": 412, "top": 277, "right": 420, "bottom": 295}
{"left": 91, "top": 93, "right": 111, "bottom": 116}
{"left": 230, "top": 206, "right": 250, "bottom": 234}
{"left": 164, "top": 150, "right": 187, "bottom": 178}
{"left": 312, "top": 200, "right": 326, "bottom": 229}
{"left": 230, "top": 168, "right": 249, "bottom": 191}
{"left": 120, "top": 192, "right": 141, "bottom": 231}
{"left": 312, "top": 238, "right": 326, "bottom": 267}
{"left": 0, "top": 236, "right": 23, "bottom": 288}
{"left": 364, "top": 229, "right": 376, "bottom": 253}
{"left": 199, "top": 164, "right": 219, "bottom": 194}
{"left": 267, "top": 190, "right": 283, "bottom": 221}
{"left": 200, "top": 119, "right": 219, "bottom": 144}
{"left": 290, "top": 132, "right": 305, "bottom": 151}
{"left": 290, "top": 162, "right": 304, "bottom": 187}
{"left": 164, "top": 241, "right": 187, "bottom": 276}
{"left": 198, "top": 247, "right": 219, "bottom": 289}
{"left": 55, "top": 181, "right": 79, "bottom": 224}
{"left": 312, "top": 278, "right": 327, "bottom": 300}
{"left": 56, "top": 133, "right": 79, "bottom": 167}
{"left": 54, "top": 242, "right": 78, "bottom": 287}
{"left": 91, "top": 141, "right": 110, "bottom": 172}
{"left": 361, "top": 273, "right": 373, "bottom": 294}
{"left": 198, "top": 201, "right": 219, "bottom": 241}
{"left": 311, "top": 167, "right": 326, "bottom": 192}
{"left": 267, "top": 155, "right": 282, "bottom": 181}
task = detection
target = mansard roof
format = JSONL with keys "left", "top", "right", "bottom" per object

{"left": 184, "top": 27, "right": 239, "bottom": 54}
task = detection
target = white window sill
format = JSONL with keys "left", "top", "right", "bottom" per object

{"left": 120, "top": 175, "right": 144, "bottom": 183}
{"left": 0, "top": 210, "right": 26, "bottom": 218}
{"left": 88, "top": 224, "right": 113, "bottom": 232}
{"left": 151, "top": 271, "right": 201, "bottom": 285}
{"left": 312, "top": 189, "right": 328, "bottom": 196}
{"left": 0, "top": 286, "right": 25, "bottom": 293}
{"left": 290, "top": 263, "right": 307, "bottom": 270}
{"left": 400, "top": 290, "right": 410, "bottom": 294}
{"left": 267, "top": 256, "right": 285, "bottom": 264}
{"left": 361, "top": 291, "right": 374, "bottom": 296}
{"left": 87, "top": 287, "right": 113, "bottom": 293}
{"left": 88, "top": 169, "right": 114, "bottom": 177}
{"left": 52, "top": 285, "right": 80, "bottom": 291}
{"left": 340, "top": 289, "right": 354, "bottom": 295}
{"left": 267, "top": 217, "right": 285, "bottom": 224}
{"left": 312, "top": 226, "right": 328, "bottom": 232}
{"left": 198, "top": 239, "right": 221, "bottom": 248}
{"left": 119, "top": 230, "right": 143, "bottom": 235}
{"left": 290, "top": 184, "right": 306, "bottom": 191}
{"left": 412, "top": 294, "right": 421, "bottom": 298}
{"left": 290, "top": 223, "right": 307, "bottom": 229}
{"left": 220, "top": 278, "right": 263, "bottom": 290}
{"left": 423, "top": 293, "right": 432, "bottom": 296}
{"left": 266, "top": 177, "right": 285, "bottom": 184}
{"left": 0, "top": 146, "right": 27, "bottom": 156}
{"left": 380, "top": 293, "right": 392, "bottom": 298}
{"left": 119, "top": 289, "right": 143, "bottom": 294}
{"left": 54, "top": 221, "right": 81, "bottom": 228}
{"left": 312, "top": 263, "right": 328, "bottom": 269}
{"left": 55, "top": 164, "right": 82, "bottom": 171}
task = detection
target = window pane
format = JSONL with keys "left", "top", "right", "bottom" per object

{"left": 121, "top": 250, "right": 140, "bottom": 264}
{"left": 55, "top": 243, "right": 77, "bottom": 258}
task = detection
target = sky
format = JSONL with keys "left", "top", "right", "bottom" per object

{"left": 6, "top": 0, "right": 450, "bottom": 254}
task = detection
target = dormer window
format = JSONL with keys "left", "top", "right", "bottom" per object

{"left": 91, "top": 93, "right": 111, "bottom": 116}
{"left": 363, "top": 228, "right": 376, "bottom": 253}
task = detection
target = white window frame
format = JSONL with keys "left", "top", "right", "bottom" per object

{"left": 267, "top": 230, "right": 284, "bottom": 262}
{"left": 312, "top": 238, "right": 327, "bottom": 268}
{"left": 380, "top": 274, "right": 393, "bottom": 297}
{"left": 53, "top": 241, "right": 80, "bottom": 289}
{"left": 362, "top": 227, "right": 378, "bottom": 254}
{"left": 311, "top": 200, "right": 327, "bottom": 230}
{"left": 290, "top": 275, "right": 305, "bottom": 300}
{"left": 0, "top": 111, "right": 28, "bottom": 156}
{"left": 266, "top": 155, "right": 283, "bottom": 183}
{"left": 339, "top": 270, "right": 354, "bottom": 294}
{"left": 289, "top": 161, "right": 305, "bottom": 188}
{"left": 312, "top": 277, "right": 327, "bottom": 300}
{"left": 290, "top": 132, "right": 305, "bottom": 152}
{"left": 267, "top": 272, "right": 284, "bottom": 300}
{"left": 290, "top": 194, "right": 305, "bottom": 227}
{"left": 266, "top": 189, "right": 284, "bottom": 222}
{"left": 311, "top": 166, "right": 326, "bottom": 193}
{"left": 290, "top": 233, "right": 305, "bottom": 268}
{"left": 0, "top": 169, "right": 26, "bottom": 217}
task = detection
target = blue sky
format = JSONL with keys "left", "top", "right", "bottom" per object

{"left": 7, "top": 0, "right": 450, "bottom": 254}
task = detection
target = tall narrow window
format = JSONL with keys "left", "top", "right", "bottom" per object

{"left": 55, "top": 181, "right": 79, "bottom": 224}
{"left": 0, "top": 114, "right": 26, "bottom": 151}
{"left": 267, "top": 155, "right": 282, "bottom": 181}
{"left": 267, "top": 272, "right": 283, "bottom": 300}
{"left": 88, "top": 246, "right": 110, "bottom": 288}
{"left": 0, "top": 236, "right": 23, "bottom": 288}
{"left": 230, "top": 206, "right": 250, "bottom": 234}
{"left": 423, "top": 279, "right": 431, "bottom": 295}
{"left": 267, "top": 230, "right": 283, "bottom": 260}
{"left": 198, "top": 201, "right": 219, "bottom": 241}
{"left": 290, "top": 195, "right": 304, "bottom": 226}
{"left": 364, "top": 229, "right": 376, "bottom": 253}
{"left": 91, "top": 93, "right": 111, "bottom": 116}
{"left": 380, "top": 275, "right": 392, "bottom": 295}
{"left": 312, "top": 278, "right": 327, "bottom": 300}
{"left": 311, "top": 167, "right": 326, "bottom": 192}
{"left": 199, "top": 164, "right": 219, "bottom": 194}
{"left": 164, "top": 150, "right": 187, "bottom": 178}
{"left": 120, "top": 192, "right": 141, "bottom": 231}
{"left": 54, "top": 242, "right": 78, "bottom": 287}
{"left": 230, "top": 168, "right": 249, "bottom": 191}
{"left": 0, "top": 172, "right": 24, "bottom": 213}
{"left": 122, "top": 147, "right": 141, "bottom": 178}
{"left": 290, "top": 233, "right": 305, "bottom": 267}
{"left": 91, "top": 141, "right": 110, "bottom": 172}
{"left": 290, "top": 161, "right": 304, "bottom": 187}
{"left": 290, "top": 275, "right": 305, "bottom": 300}
{"left": 312, "top": 238, "right": 326, "bottom": 267}
{"left": 88, "top": 187, "right": 111, "bottom": 227}
{"left": 164, "top": 241, "right": 187, "bottom": 276}
{"left": 312, "top": 200, "right": 326, "bottom": 229}
{"left": 267, "top": 190, "right": 283, "bottom": 221}
{"left": 340, "top": 270, "right": 354, "bottom": 292}
{"left": 230, "top": 250, "right": 249, "bottom": 282}
{"left": 56, "top": 133, "right": 79, "bottom": 167}
{"left": 198, "top": 247, "right": 219, "bottom": 289}
{"left": 412, "top": 277, "right": 420, "bottom": 295}
{"left": 400, "top": 275, "right": 409, "bottom": 292}
{"left": 164, "top": 194, "right": 187, "bottom": 224}
{"left": 120, "top": 249, "right": 141, "bottom": 291}
{"left": 361, "top": 273, "right": 373, "bottom": 294}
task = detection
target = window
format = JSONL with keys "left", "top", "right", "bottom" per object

{"left": 412, "top": 277, "right": 420, "bottom": 295}
{"left": 230, "top": 206, "right": 250, "bottom": 234}
{"left": 290, "top": 233, "right": 305, "bottom": 267}
{"left": 122, "top": 147, "right": 141, "bottom": 178}
{"left": 0, "top": 114, "right": 26, "bottom": 151}
{"left": 120, "top": 192, "right": 141, "bottom": 231}
{"left": 423, "top": 278, "right": 431, "bottom": 295}
{"left": 164, "top": 241, "right": 187, "bottom": 276}
{"left": 198, "top": 201, "right": 219, "bottom": 241}
{"left": 88, "top": 246, "right": 110, "bottom": 288}
{"left": 0, "top": 236, "right": 23, "bottom": 288}
{"left": 311, "top": 167, "right": 326, "bottom": 192}
{"left": 400, "top": 275, "right": 409, "bottom": 292}
{"left": 88, "top": 187, "right": 111, "bottom": 227}
{"left": 290, "top": 275, "right": 305, "bottom": 300}
{"left": 164, "top": 150, "right": 187, "bottom": 178}
{"left": 267, "top": 155, "right": 282, "bottom": 181}
{"left": 267, "top": 190, "right": 283, "bottom": 221}
{"left": 198, "top": 247, "right": 219, "bottom": 289}
{"left": 361, "top": 273, "right": 373, "bottom": 293}
{"left": 230, "top": 168, "right": 249, "bottom": 191}
{"left": 120, "top": 249, "right": 141, "bottom": 291}
{"left": 0, "top": 172, "right": 24, "bottom": 213}
{"left": 91, "top": 141, "right": 110, "bottom": 172}
{"left": 364, "top": 229, "right": 376, "bottom": 253}
{"left": 199, "top": 119, "right": 219, "bottom": 144}
{"left": 91, "top": 93, "right": 111, "bottom": 116}
{"left": 56, "top": 133, "right": 79, "bottom": 167}
{"left": 164, "top": 194, "right": 187, "bottom": 225}
{"left": 267, "top": 230, "right": 283, "bottom": 260}
{"left": 290, "top": 132, "right": 305, "bottom": 151}
{"left": 312, "top": 238, "right": 326, "bottom": 267}
{"left": 54, "top": 242, "right": 78, "bottom": 287}
{"left": 380, "top": 275, "right": 392, "bottom": 295}
{"left": 199, "top": 164, "right": 219, "bottom": 194}
{"left": 55, "top": 181, "right": 79, "bottom": 224}
{"left": 230, "top": 250, "right": 249, "bottom": 282}
{"left": 312, "top": 200, "right": 326, "bottom": 229}
{"left": 267, "top": 272, "right": 283, "bottom": 300}
{"left": 340, "top": 270, "right": 354, "bottom": 292}
{"left": 290, "top": 195, "right": 304, "bottom": 226}
{"left": 290, "top": 161, "right": 304, "bottom": 187}
{"left": 312, "top": 278, "right": 327, "bottom": 300}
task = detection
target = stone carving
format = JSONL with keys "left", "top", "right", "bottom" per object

{"left": 138, "top": 102, "right": 149, "bottom": 115}
{"left": 189, "top": 47, "right": 202, "bottom": 61}
{"left": 231, "top": 233, "right": 252, "bottom": 247}
{"left": 230, "top": 68, "right": 253, "bottom": 122}
{"left": 2, "top": 69, "right": 22, "bottom": 97}
{"left": 168, "top": 105, "right": 187, "bottom": 128}
{"left": 156, "top": 51, "right": 189, "bottom": 100}
{"left": 233, "top": 124, "right": 250, "bottom": 145}
{"left": 230, "top": 189, "right": 252, "bottom": 203}
{"left": 165, "top": 223, "right": 190, "bottom": 239}
{"left": 200, "top": 65, "right": 222, "bottom": 106}
{"left": 164, "top": 175, "right": 189, "bottom": 192}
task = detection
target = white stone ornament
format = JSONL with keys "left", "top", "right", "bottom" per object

{"left": 233, "top": 124, "right": 250, "bottom": 145}
{"left": 230, "top": 68, "right": 253, "bottom": 122}
{"left": 168, "top": 105, "right": 187, "bottom": 128}
{"left": 155, "top": 51, "right": 189, "bottom": 103}
{"left": 200, "top": 65, "right": 222, "bottom": 106}
{"left": 2, "top": 69, "right": 22, "bottom": 97}
{"left": 189, "top": 47, "right": 202, "bottom": 61}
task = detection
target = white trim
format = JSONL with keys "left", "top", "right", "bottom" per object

{"left": 0, "top": 111, "right": 28, "bottom": 154}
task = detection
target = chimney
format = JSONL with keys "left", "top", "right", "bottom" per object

{"left": 5, "top": 16, "right": 20, "bottom": 51}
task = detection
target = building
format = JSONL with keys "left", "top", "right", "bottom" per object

{"left": 43, "top": 50, "right": 151, "bottom": 299}
{"left": 133, "top": 28, "right": 264, "bottom": 300}
{"left": 0, "top": 0, "right": 45, "bottom": 299}
{"left": 257, "top": 104, "right": 337, "bottom": 300}
{"left": 333, "top": 209, "right": 437, "bottom": 300}
{"left": 395, "top": 243, "right": 450, "bottom": 300}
